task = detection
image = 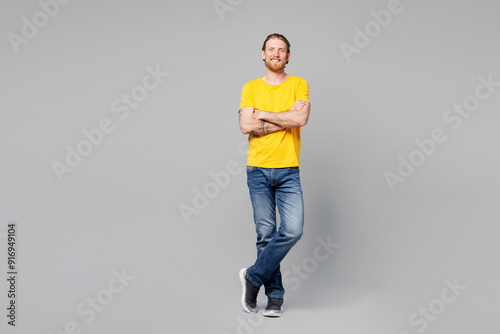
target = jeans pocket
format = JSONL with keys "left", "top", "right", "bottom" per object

{"left": 246, "top": 166, "right": 257, "bottom": 173}
{"left": 286, "top": 167, "right": 300, "bottom": 172}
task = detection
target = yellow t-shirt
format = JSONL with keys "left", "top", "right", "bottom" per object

{"left": 239, "top": 75, "right": 309, "bottom": 168}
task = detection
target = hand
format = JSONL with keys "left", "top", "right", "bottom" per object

{"left": 291, "top": 99, "right": 306, "bottom": 111}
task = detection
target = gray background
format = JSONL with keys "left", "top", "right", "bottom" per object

{"left": 1, "top": 0, "right": 499, "bottom": 333}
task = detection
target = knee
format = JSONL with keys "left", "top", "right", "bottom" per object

{"left": 256, "top": 224, "right": 276, "bottom": 240}
{"left": 282, "top": 226, "right": 303, "bottom": 243}
{"left": 293, "top": 229, "right": 303, "bottom": 242}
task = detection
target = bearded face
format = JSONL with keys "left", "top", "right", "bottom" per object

{"left": 262, "top": 38, "right": 290, "bottom": 73}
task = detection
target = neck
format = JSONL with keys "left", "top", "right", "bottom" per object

{"left": 263, "top": 69, "right": 289, "bottom": 85}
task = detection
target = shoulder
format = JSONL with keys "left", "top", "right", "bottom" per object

{"left": 288, "top": 75, "right": 309, "bottom": 91}
{"left": 288, "top": 75, "right": 308, "bottom": 85}
{"left": 243, "top": 77, "right": 263, "bottom": 87}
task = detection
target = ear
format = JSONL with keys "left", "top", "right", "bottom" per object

{"left": 261, "top": 50, "right": 265, "bottom": 61}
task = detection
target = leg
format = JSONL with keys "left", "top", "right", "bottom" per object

{"left": 263, "top": 265, "right": 283, "bottom": 298}
{"left": 247, "top": 167, "right": 277, "bottom": 259}
{"left": 247, "top": 167, "right": 304, "bottom": 298}
{"left": 246, "top": 167, "right": 282, "bottom": 293}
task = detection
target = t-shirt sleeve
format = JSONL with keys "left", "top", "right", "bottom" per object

{"left": 296, "top": 78, "right": 310, "bottom": 103}
{"left": 239, "top": 82, "right": 254, "bottom": 110}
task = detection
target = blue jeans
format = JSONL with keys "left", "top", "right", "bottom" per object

{"left": 245, "top": 166, "right": 304, "bottom": 299}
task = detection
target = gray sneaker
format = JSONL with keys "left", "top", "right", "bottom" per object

{"left": 263, "top": 298, "right": 283, "bottom": 317}
{"left": 239, "top": 268, "right": 260, "bottom": 313}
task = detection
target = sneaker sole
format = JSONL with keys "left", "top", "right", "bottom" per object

{"left": 239, "top": 268, "right": 257, "bottom": 314}
{"left": 263, "top": 306, "right": 283, "bottom": 317}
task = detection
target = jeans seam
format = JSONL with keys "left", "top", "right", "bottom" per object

{"left": 246, "top": 272, "right": 260, "bottom": 288}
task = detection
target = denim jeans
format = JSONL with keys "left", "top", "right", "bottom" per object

{"left": 245, "top": 166, "right": 304, "bottom": 299}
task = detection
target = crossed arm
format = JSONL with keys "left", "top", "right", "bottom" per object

{"left": 238, "top": 100, "right": 310, "bottom": 135}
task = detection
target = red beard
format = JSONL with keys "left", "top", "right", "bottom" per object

{"left": 264, "top": 57, "right": 286, "bottom": 72}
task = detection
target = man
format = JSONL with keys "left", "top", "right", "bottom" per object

{"left": 238, "top": 33, "right": 310, "bottom": 317}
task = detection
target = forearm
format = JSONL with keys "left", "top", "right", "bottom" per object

{"left": 257, "top": 110, "right": 308, "bottom": 128}
{"left": 242, "top": 118, "right": 284, "bottom": 136}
